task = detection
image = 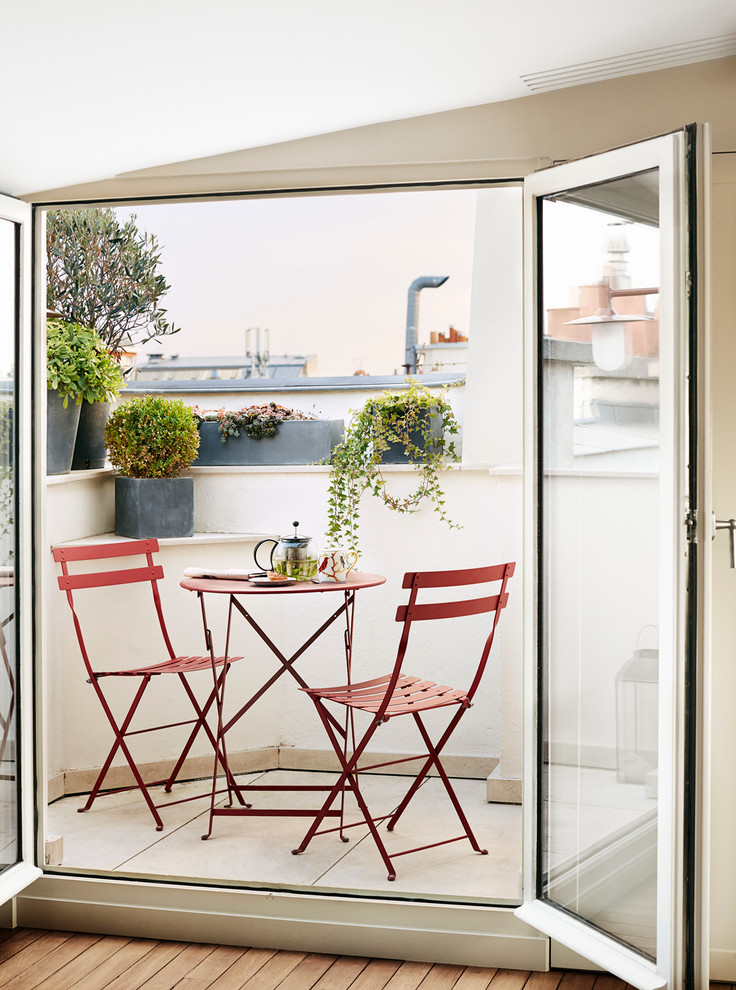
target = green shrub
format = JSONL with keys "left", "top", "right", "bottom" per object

{"left": 47, "top": 320, "right": 124, "bottom": 408}
{"left": 105, "top": 395, "right": 200, "bottom": 478}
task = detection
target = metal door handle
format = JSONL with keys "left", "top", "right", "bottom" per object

{"left": 715, "top": 518, "right": 736, "bottom": 567}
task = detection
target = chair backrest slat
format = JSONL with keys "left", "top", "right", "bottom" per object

{"left": 54, "top": 540, "right": 177, "bottom": 675}
{"left": 375, "top": 561, "right": 515, "bottom": 720}
{"left": 395, "top": 592, "right": 509, "bottom": 624}
{"left": 58, "top": 565, "right": 165, "bottom": 592}
{"left": 401, "top": 563, "right": 514, "bottom": 589}
{"left": 52, "top": 539, "right": 159, "bottom": 563}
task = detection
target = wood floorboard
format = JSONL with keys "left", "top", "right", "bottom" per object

{"left": 313, "top": 957, "right": 371, "bottom": 990}
{"left": 130, "top": 942, "right": 219, "bottom": 990}
{"left": 0, "top": 931, "right": 77, "bottom": 987}
{"left": 240, "top": 950, "right": 307, "bottom": 990}
{"left": 419, "top": 964, "right": 466, "bottom": 990}
{"left": 208, "top": 948, "right": 280, "bottom": 990}
{"left": 175, "top": 944, "right": 250, "bottom": 990}
{"left": 348, "top": 959, "right": 403, "bottom": 990}
{"left": 524, "top": 974, "right": 562, "bottom": 990}
{"left": 275, "top": 955, "right": 339, "bottom": 990}
{"left": 1, "top": 931, "right": 102, "bottom": 990}
{"left": 69, "top": 938, "right": 179, "bottom": 990}
{"left": 488, "top": 971, "right": 531, "bottom": 990}
{"left": 452, "top": 967, "right": 497, "bottom": 990}
{"left": 383, "top": 961, "right": 434, "bottom": 990}
{"left": 2, "top": 930, "right": 729, "bottom": 990}
{"left": 0, "top": 928, "right": 48, "bottom": 963}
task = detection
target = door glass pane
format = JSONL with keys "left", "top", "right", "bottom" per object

{"left": 540, "top": 172, "right": 660, "bottom": 959}
{"left": 0, "top": 218, "right": 18, "bottom": 869}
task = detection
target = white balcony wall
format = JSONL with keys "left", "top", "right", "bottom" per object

{"left": 44, "top": 462, "right": 522, "bottom": 792}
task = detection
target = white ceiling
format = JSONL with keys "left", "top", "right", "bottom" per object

{"left": 3, "top": 0, "right": 736, "bottom": 198}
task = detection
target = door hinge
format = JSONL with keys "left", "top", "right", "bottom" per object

{"left": 686, "top": 508, "right": 698, "bottom": 543}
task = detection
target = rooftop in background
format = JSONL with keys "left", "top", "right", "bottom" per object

{"left": 124, "top": 372, "right": 466, "bottom": 394}
{"left": 134, "top": 353, "right": 317, "bottom": 382}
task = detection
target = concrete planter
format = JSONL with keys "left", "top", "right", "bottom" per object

{"left": 47, "top": 389, "right": 82, "bottom": 475}
{"left": 379, "top": 410, "right": 444, "bottom": 463}
{"left": 193, "top": 419, "right": 343, "bottom": 466}
{"left": 72, "top": 401, "right": 109, "bottom": 470}
{"left": 114, "top": 477, "right": 194, "bottom": 539}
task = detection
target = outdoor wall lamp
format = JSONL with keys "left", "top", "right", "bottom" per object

{"left": 565, "top": 277, "right": 659, "bottom": 371}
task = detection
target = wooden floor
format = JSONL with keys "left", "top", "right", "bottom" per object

{"left": 0, "top": 928, "right": 728, "bottom": 990}
{"left": 0, "top": 928, "right": 640, "bottom": 990}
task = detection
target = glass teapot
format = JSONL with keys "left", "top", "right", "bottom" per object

{"left": 254, "top": 521, "right": 319, "bottom": 581}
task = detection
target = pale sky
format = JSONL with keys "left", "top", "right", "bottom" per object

{"left": 116, "top": 188, "right": 479, "bottom": 377}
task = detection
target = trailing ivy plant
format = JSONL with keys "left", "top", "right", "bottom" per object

{"left": 326, "top": 380, "right": 461, "bottom": 555}
{"left": 105, "top": 395, "right": 200, "bottom": 478}
{"left": 47, "top": 208, "right": 179, "bottom": 355}
{"left": 47, "top": 319, "right": 125, "bottom": 408}
{"left": 194, "top": 402, "right": 315, "bottom": 442}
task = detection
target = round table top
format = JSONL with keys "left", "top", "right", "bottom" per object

{"left": 180, "top": 571, "right": 386, "bottom": 595}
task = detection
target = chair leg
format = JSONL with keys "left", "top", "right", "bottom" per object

{"left": 83, "top": 675, "right": 166, "bottom": 830}
{"left": 164, "top": 667, "right": 245, "bottom": 803}
{"left": 292, "top": 702, "right": 399, "bottom": 879}
{"left": 386, "top": 704, "right": 467, "bottom": 831}
{"left": 402, "top": 711, "right": 487, "bottom": 855}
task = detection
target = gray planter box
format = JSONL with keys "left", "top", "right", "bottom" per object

{"left": 193, "top": 419, "right": 343, "bottom": 466}
{"left": 72, "top": 401, "right": 109, "bottom": 470}
{"left": 47, "top": 389, "right": 81, "bottom": 475}
{"left": 115, "top": 477, "right": 194, "bottom": 539}
{"left": 380, "top": 411, "right": 444, "bottom": 463}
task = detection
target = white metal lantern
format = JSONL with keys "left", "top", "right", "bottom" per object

{"left": 615, "top": 628, "right": 659, "bottom": 785}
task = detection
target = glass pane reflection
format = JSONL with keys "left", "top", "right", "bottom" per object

{"left": 0, "top": 218, "right": 18, "bottom": 869}
{"left": 540, "top": 173, "right": 660, "bottom": 959}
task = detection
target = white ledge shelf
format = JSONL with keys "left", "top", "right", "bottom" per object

{"left": 51, "top": 532, "right": 273, "bottom": 550}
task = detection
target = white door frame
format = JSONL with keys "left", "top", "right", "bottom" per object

{"left": 516, "top": 128, "right": 710, "bottom": 990}
{"left": 0, "top": 193, "right": 42, "bottom": 908}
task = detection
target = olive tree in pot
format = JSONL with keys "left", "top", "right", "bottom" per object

{"left": 47, "top": 208, "right": 180, "bottom": 469}
{"left": 46, "top": 320, "right": 124, "bottom": 475}
{"left": 104, "top": 395, "right": 200, "bottom": 539}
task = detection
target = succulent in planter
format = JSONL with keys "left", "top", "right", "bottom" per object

{"left": 326, "top": 379, "right": 462, "bottom": 554}
{"left": 194, "top": 402, "right": 315, "bottom": 442}
{"left": 192, "top": 403, "right": 339, "bottom": 467}
{"left": 104, "top": 395, "right": 200, "bottom": 538}
{"left": 46, "top": 319, "right": 125, "bottom": 475}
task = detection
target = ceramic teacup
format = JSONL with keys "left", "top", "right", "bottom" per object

{"left": 317, "top": 547, "right": 358, "bottom": 583}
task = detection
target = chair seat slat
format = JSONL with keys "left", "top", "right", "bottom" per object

{"left": 94, "top": 654, "right": 242, "bottom": 678}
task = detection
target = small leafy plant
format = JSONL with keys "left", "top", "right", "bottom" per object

{"left": 326, "top": 379, "right": 461, "bottom": 554}
{"left": 194, "top": 402, "right": 315, "bottom": 442}
{"left": 105, "top": 395, "right": 200, "bottom": 478}
{"left": 47, "top": 319, "right": 125, "bottom": 408}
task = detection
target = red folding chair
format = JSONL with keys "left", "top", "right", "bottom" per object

{"left": 292, "top": 562, "right": 515, "bottom": 880}
{"left": 53, "top": 539, "right": 243, "bottom": 830}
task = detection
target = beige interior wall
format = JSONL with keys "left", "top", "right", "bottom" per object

{"left": 21, "top": 52, "right": 736, "bottom": 971}
{"left": 23, "top": 56, "right": 736, "bottom": 204}
{"left": 707, "top": 154, "right": 736, "bottom": 980}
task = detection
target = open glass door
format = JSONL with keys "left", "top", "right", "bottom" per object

{"left": 517, "top": 129, "right": 709, "bottom": 989}
{"left": 0, "top": 193, "right": 42, "bottom": 904}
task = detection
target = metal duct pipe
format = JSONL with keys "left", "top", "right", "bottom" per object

{"left": 404, "top": 275, "right": 449, "bottom": 374}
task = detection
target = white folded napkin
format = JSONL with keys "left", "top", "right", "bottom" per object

{"left": 183, "top": 567, "right": 262, "bottom": 580}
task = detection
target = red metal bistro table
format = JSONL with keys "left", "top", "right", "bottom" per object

{"left": 180, "top": 571, "right": 386, "bottom": 838}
